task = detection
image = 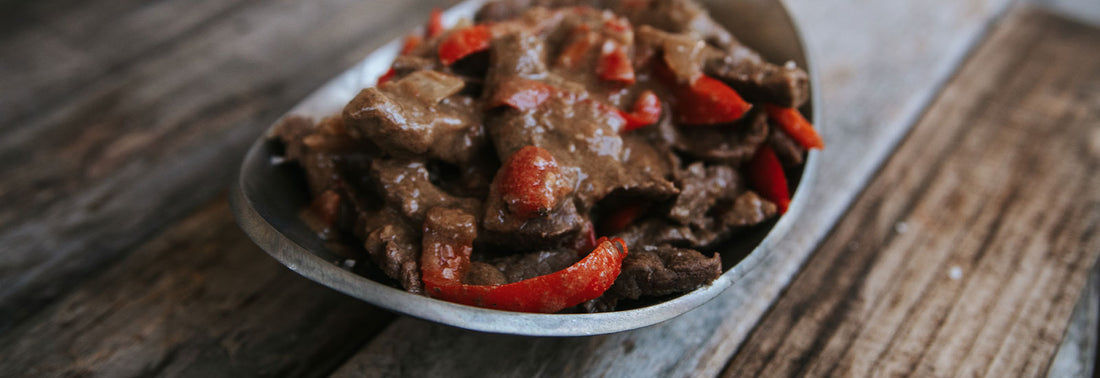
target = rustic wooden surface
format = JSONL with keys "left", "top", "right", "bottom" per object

{"left": 0, "top": 0, "right": 1097, "bottom": 377}
{"left": 722, "top": 8, "right": 1100, "bottom": 377}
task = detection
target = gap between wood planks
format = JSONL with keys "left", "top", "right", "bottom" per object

{"left": 722, "top": 7, "right": 1100, "bottom": 377}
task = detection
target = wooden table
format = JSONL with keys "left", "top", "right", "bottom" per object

{"left": 2, "top": 0, "right": 1098, "bottom": 376}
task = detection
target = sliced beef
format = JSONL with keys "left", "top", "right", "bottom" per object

{"left": 705, "top": 49, "right": 809, "bottom": 108}
{"left": 485, "top": 31, "right": 551, "bottom": 84}
{"left": 371, "top": 158, "right": 481, "bottom": 223}
{"left": 490, "top": 248, "right": 580, "bottom": 283}
{"left": 613, "top": 217, "right": 716, "bottom": 249}
{"left": 768, "top": 124, "right": 806, "bottom": 166}
{"left": 343, "top": 70, "right": 487, "bottom": 165}
{"left": 668, "top": 162, "right": 740, "bottom": 226}
{"left": 486, "top": 95, "right": 630, "bottom": 210}
{"left": 616, "top": 133, "right": 679, "bottom": 199}
{"left": 586, "top": 243, "right": 720, "bottom": 311}
{"left": 635, "top": 25, "right": 709, "bottom": 84}
{"left": 272, "top": 115, "right": 314, "bottom": 162}
{"left": 391, "top": 55, "right": 438, "bottom": 74}
{"left": 363, "top": 217, "right": 422, "bottom": 293}
{"left": 272, "top": 115, "right": 374, "bottom": 197}
{"left": 481, "top": 192, "right": 585, "bottom": 249}
{"left": 719, "top": 191, "right": 778, "bottom": 227}
{"left": 658, "top": 107, "right": 769, "bottom": 166}
{"left": 465, "top": 262, "right": 508, "bottom": 285}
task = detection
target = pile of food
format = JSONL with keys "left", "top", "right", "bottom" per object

{"left": 272, "top": 0, "right": 821, "bottom": 313}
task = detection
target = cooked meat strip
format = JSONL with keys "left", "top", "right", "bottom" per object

{"left": 668, "top": 162, "right": 740, "bottom": 226}
{"left": 491, "top": 248, "right": 581, "bottom": 283}
{"left": 719, "top": 191, "right": 778, "bottom": 227}
{"left": 768, "top": 124, "right": 806, "bottom": 166}
{"left": 657, "top": 107, "right": 769, "bottom": 165}
{"left": 612, "top": 217, "right": 714, "bottom": 249}
{"left": 272, "top": 115, "right": 375, "bottom": 197}
{"left": 635, "top": 25, "right": 707, "bottom": 84}
{"left": 481, "top": 191, "right": 586, "bottom": 249}
{"left": 465, "top": 262, "right": 509, "bottom": 285}
{"left": 343, "top": 70, "right": 487, "bottom": 165}
{"left": 617, "top": 133, "right": 679, "bottom": 199}
{"left": 370, "top": 158, "right": 481, "bottom": 223}
{"left": 363, "top": 217, "right": 423, "bottom": 293}
{"left": 586, "top": 243, "right": 720, "bottom": 311}
{"left": 705, "top": 49, "right": 809, "bottom": 108}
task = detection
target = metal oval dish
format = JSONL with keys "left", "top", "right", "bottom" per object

{"left": 231, "top": 0, "right": 819, "bottom": 336}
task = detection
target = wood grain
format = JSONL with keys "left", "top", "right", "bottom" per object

{"left": 0, "top": 0, "right": 446, "bottom": 333}
{"left": 722, "top": 8, "right": 1100, "bottom": 377}
{"left": 0, "top": 199, "right": 394, "bottom": 377}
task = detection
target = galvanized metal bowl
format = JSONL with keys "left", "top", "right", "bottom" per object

{"left": 230, "top": 0, "right": 819, "bottom": 336}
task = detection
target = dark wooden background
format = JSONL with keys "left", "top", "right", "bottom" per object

{"left": 1, "top": 0, "right": 1098, "bottom": 376}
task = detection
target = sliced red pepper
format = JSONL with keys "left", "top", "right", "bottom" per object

{"left": 597, "top": 40, "right": 635, "bottom": 85}
{"left": 620, "top": 90, "right": 661, "bottom": 132}
{"left": 422, "top": 235, "right": 629, "bottom": 313}
{"left": 426, "top": 8, "right": 445, "bottom": 38}
{"left": 495, "top": 145, "right": 572, "bottom": 220}
{"left": 438, "top": 25, "right": 492, "bottom": 66}
{"left": 598, "top": 203, "right": 645, "bottom": 235}
{"left": 377, "top": 68, "right": 397, "bottom": 85}
{"left": 765, "top": 104, "right": 823, "bottom": 150}
{"left": 749, "top": 145, "right": 791, "bottom": 214}
{"left": 674, "top": 74, "right": 752, "bottom": 125}
{"left": 401, "top": 34, "right": 422, "bottom": 55}
{"left": 487, "top": 79, "right": 554, "bottom": 111}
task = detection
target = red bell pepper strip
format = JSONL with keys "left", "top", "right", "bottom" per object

{"left": 749, "top": 145, "right": 791, "bottom": 214}
{"left": 620, "top": 90, "right": 661, "bottom": 132}
{"left": 422, "top": 234, "right": 629, "bottom": 313}
{"left": 438, "top": 25, "right": 492, "bottom": 66}
{"left": 426, "top": 8, "right": 445, "bottom": 38}
{"left": 487, "top": 79, "right": 554, "bottom": 111}
{"left": 598, "top": 203, "right": 645, "bottom": 235}
{"left": 765, "top": 104, "right": 823, "bottom": 150}
{"left": 401, "top": 34, "right": 422, "bottom": 55}
{"left": 597, "top": 40, "right": 635, "bottom": 85}
{"left": 674, "top": 74, "right": 752, "bottom": 125}
{"left": 495, "top": 145, "right": 572, "bottom": 220}
{"left": 377, "top": 68, "right": 397, "bottom": 85}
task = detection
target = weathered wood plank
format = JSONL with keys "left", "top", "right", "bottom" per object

{"left": 329, "top": 0, "right": 1021, "bottom": 376}
{"left": 0, "top": 198, "right": 394, "bottom": 377}
{"left": 0, "top": 0, "right": 445, "bottom": 333}
{"left": 721, "top": 8, "right": 1100, "bottom": 377}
